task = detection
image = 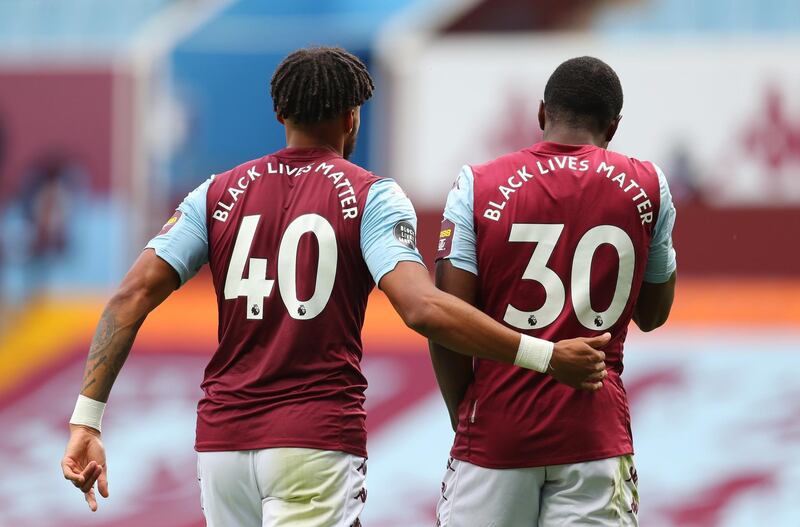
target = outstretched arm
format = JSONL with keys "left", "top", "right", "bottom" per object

{"left": 382, "top": 262, "right": 610, "bottom": 388}
{"left": 384, "top": 262, "right": 519, "bottom": 362}
{"left": 359, "top": 176, "right": 607, "bottom": 427}
{"left": 61, "top": 250, "right": 179, "bottom": 511}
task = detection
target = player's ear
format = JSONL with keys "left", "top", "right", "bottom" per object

{"left": 276, "top": 114, "right": 285, "bottom": 125}
{"left": 345, "top": 108, "right": 356, "bottom": 135}
{"left": 605, "top": 115, "right": 621, "bottom": 143}
{"left": 538, "top": 100, "right": 546, "bottom": 131}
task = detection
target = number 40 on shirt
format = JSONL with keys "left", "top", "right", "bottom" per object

{"left": 224, "top": 214, "right": 337, "bottom": 321}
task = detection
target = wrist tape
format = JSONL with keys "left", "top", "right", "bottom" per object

{"left": 69, "top": 395, "right": 106, "bottom": 432}
{"left": 513, "top": 334, "right": 554, "bottom": 373}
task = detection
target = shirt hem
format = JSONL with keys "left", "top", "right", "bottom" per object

{"left": 439, "top": 255, "right": 478, "bottom": 276}
{"left": 643, "top": 264, "right": 676, "bottom": 283}
{"left": 195, "top": 439, "right": 367, "bottom": 459}
{"left": 451, "top": 446, "right": 634, "bottom": 469}
{"left": 374, "top": 256, "right": 426, "bottom": 287}
{"left": 146, "top": 245, "right": 190, "bottom": 285}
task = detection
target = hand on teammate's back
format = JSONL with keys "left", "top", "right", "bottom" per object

{"left": 549, "top": 333, "right": 611, "bottom": 391}
{"left": 61, "top": 424, "right": 109, "bottom": 511}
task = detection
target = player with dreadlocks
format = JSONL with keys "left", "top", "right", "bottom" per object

{"left": 60, "top": 47, "right": 609, "bottom": 526}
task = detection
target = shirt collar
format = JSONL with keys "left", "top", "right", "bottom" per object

{"left": 528, "top": 141, "right": 598, "bottom": 156}
{"left": 273, "top": 146, "right": 341, "bottom": 161}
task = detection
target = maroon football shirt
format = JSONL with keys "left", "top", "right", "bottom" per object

{"left": 446, "top": 142, "right": 662, "bottom": 468}
{"left": 197, "top": 147, "right": 381, "bottom": 456}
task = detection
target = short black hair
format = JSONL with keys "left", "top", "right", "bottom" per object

{"left": 270, "top": 46, "right": 374, "bottom": 124}
{"left": 543, "top": 56, "right": 623, "bottom": 132}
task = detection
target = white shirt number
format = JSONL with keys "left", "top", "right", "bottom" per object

{"left": 224, "top": 214, "right": 337, "bottom": 320}
{"left": 504, "top": 223, "right": 635, "bottom": 331}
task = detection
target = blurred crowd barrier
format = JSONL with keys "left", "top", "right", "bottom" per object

{"left": 0, "top": 1, "right": 798, "bottom": 526}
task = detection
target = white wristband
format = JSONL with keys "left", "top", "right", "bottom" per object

{"left": 69, "top": 395, "right": 106, "bottom": 432}
{"left": 514, "top": 334, "right": 554, "bottom": 373}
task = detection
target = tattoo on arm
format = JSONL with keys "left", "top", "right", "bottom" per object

{"left": 79, "top": 306, "right": 146, "bottom": 402}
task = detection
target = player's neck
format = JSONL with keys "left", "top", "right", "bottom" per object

{"left": 284, "top": 127, "right": 344, "bottom": 157}
{"left": 542, "top": 127, "right": 606, "bottom": 148}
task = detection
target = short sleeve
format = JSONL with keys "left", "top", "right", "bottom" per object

{"left": 644, "top": 165, "right": 677, "bottom": 283}
{"left": 435, "top": 165, "right": 478, "bottom": 276}
{"left": 145, "top": 177, "right": 212, "bottom": 285}
{"left": 360, "top": 178, "right": 425, "bottom": 286}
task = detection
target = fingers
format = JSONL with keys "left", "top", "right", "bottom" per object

{"left": 586, "top": 369, "right": 607, "bottom": 382}
{"left": 98, "top": 465, "right": 109, "bottom": 498}
{"left": 574, "top": 340, "right": 606, "bottom": 361}
{"left": 85, "top": 487, "right": 98, "bottom": 512}
{"left": 61, "top": 458, "right": 85, "bottom": 486}
{"left": 580, "top": 381, "right": 604, "bottom": 391}
{"left": 587, "top": 347, "right": 606, "bottom": 362}
{"left": 594, "top": 361, "right": 606, "bottom": 372}
{"left": 64, "top": 459, "right": 101, "bottom": 511}
{"left": 577, "top": 361, "right": 609, "bottom": 390}
{"left": 64, "top": 460, "right": 104, "bottom": 509}
{"left": 582, "top": 332, "right": 612, "bottom": 348}
{"left": 64, "top": 459, "right": 96, "bottom": 489}
{"left": 80, "top": 463, "right": 102, "bottom": 493}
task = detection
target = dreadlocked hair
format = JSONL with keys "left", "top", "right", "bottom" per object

{"left": 270, "top": 46, "right": 375, "bottom": 124}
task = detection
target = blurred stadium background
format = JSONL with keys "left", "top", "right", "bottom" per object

{"left": 0, "top": 0, "right": 799, "bottom": 525}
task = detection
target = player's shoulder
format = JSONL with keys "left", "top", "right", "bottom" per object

{"left": 603, "top": 148, "right": 662, "bottom": 178}
{"left": 209, "top": 155, "right": 267, "bottom": 187}
{"left": 321, "top": 158, "right": 389, "bottom": 203}
{"left": 327, "top": 156, "right": 383, "bottom": 184}
{"left": 468, "top": 148, "right": 531, "bottom": 180}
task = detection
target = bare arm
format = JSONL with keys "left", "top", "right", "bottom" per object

{"left": 62, "top": 249, "right": 179, "bottom": 511}
{"left": 633, "top": 271, "right": 676, "bottom": 332}
{"left": 383, "top": 262, "right": 520, "bottom": 362}
{"left": 382, "top": 262, "right": 609, "bottom": 391}
{"left": 80, "top": 249, "right": 180, "bottom": 401}
{"left": 428, "top": 261, "right": 478, "bottom": 431}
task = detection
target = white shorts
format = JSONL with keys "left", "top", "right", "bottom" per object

{"left": 436, "top": 455, "right": 639, "bottom": 527}
{"left": 197, "top": 448, "right": 367, "bottom": 527}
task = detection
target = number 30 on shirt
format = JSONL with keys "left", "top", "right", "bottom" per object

{"left": 224, "top": 214, "right": 337, "bottom": 320}
{"left": 504, "top": 223, "right": 635, "bottom": 331}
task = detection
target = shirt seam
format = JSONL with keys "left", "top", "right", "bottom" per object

{"left": 450, "top": 445, "right": 634, "bottom": 469}
{"left": 374, "top": 255, "right": 426, "bottom": 287}
{"left": 147, "top": 244, "right": 190, "bottom": 284}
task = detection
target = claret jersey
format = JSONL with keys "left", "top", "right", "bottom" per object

{"left": 146, "top": 147, "right": 423, "bottom": 457}
{"left": 437, "top": 141, "right": 676, "bottom": 468}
